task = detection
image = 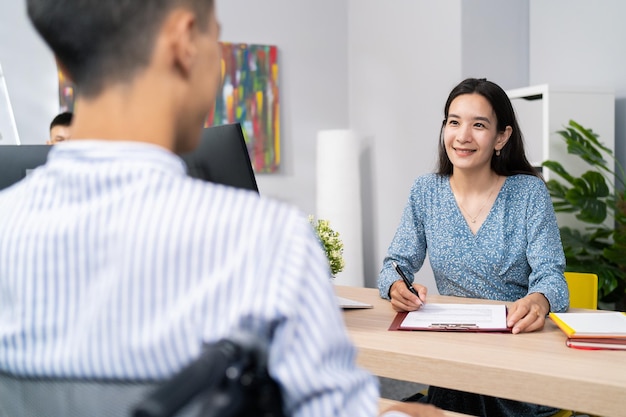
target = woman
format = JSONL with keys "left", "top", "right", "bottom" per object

{"left": 377, "top": 78, "right": 568, "bottom": 417}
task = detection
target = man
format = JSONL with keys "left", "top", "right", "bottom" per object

{"left": 47, "top": 111, "right": 72, "bottom": 144}
{"left": 0, "top": 1, "right": 441, "bottom": 416}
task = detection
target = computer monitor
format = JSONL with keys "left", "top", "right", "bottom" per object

{"left": 0, "top": 123, "right": 258, "bottom": 193}
{"left": 181, "top": 123, "right": 259, "bottom": 193}
{"left": 0, "top": 144, "right": 51, "bottom": 190}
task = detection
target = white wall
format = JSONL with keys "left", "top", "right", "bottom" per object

{"left": 461, "top": 0, "right": 529, "bottom": 90}
{"left": 348, "top": 0, "right": 530, "bottom": 288}
{"left": 348, "top": 0, "right": 463, "bottom": 289}
{"left": 2, "top": 0, "right": 625, "bottom": 291}
{"left": 529, "top": 0, "right": 626, "bottom": 176}
{"left": 0, "top": 0, "right": 349, "bottom": 216}
{"left": 0, "top": 1, "right": 59, "bottom": 145}
{"left": 218, "top": 0, "right": 349, "bottom": 213}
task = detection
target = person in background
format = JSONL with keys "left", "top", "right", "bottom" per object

{"left": 47, "top": 111, "right": 73, "bottom": 144}
{"left": 0, "top": 1, "right": 442, "bottom": 416}
{"left": 378, "top": 78, "right": 569, "bottom": 417}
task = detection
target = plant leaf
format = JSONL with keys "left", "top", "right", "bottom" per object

{"left": 559, "top": 227, "right": 608, "bottom": 257}
{"left": 545, "top": 178, "right": 569, "bottom": 198}
{"left": 565, "top": 172, "right": 609, "bottom": 224}
{"left": 542, "top": 161, "right": 574, "bottom": 184}
{"left": 546, "top": 121, "right": 625, "bottom": 303}
{"left": 569, "top": 120, "right": 613, "bottom": 155}
{"left": 560, "top": 127, "right": 607, "bottom": 168}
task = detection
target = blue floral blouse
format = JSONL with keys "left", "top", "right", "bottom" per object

{"left": 378, "top": 173, "right": 569, "bottom": 312}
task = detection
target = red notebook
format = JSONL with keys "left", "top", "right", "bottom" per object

{"left": 565, "top": 338, "right": 626, "bottom": 351}
{"left": 549, "top": 311, "right": 626, "bottom": 351}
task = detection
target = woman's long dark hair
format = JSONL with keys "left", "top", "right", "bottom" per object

{"left": 436, "top": 78, "right": 540, "bottom": 179}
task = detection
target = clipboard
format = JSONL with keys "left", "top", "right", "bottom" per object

{"left": 389, "top": 303, "right": 511, "bottom": 332}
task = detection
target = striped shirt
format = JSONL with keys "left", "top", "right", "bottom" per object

{"left": 0, "top": 141, "right": 379, "bottom": 417}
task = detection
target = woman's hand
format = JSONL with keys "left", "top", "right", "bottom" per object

{"left": 506, "top": 292, "right": 551, "bottom": 334}
{"left": 389, "top": 280, "right": 428, "bottom": 312}
{"left": 382, "top": 401, "right": 444, "bottom": 417}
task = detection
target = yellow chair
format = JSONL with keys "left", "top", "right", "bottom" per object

{"left": 410, "top": 273, "right": 600, "bottom": 417}
{"left": 550, "top": 409, "right": 573, "bottom": 417}
{"left": 550, "top": 272, "right": 600, "bottom": 417}
{"left": 564, "top": 271, "right": 598, "bottom": 310}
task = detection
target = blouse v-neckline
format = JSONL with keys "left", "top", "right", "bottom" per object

{"left": 448, "top": 176, "right": 507, "bottom": 237}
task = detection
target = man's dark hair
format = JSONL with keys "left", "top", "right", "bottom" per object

{"left": 50, "top": 111, "right": 73, "bottom": 130}
{"left": 28, "top": 0, "right": 215, "bottom": 98}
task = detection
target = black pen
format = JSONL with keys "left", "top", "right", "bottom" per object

{"left": 392, "top": 261, "right": 423, "bottom": 305}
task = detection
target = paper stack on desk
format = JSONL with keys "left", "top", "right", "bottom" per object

{"left": 389, "top": 303, "right": 510, "bottom": 332}
{"left": 336, "top": 296, "right": 373, "bottom": 309}
{"left": 549, "top": 311, "right": 626, "bottom": 351}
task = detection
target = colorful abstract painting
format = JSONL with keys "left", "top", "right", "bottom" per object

{"left": 57, "top": 67, "right": 75, "bottom": 113}
{"left": 56, "top": 42, "right": 281, "bottom": 173}
{"left": 206, "top": 42, "right": 280, "bottom": 173}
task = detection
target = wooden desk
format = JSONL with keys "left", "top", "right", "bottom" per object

{"left": 336, "top": 286, "right": 626, "bottom": 417}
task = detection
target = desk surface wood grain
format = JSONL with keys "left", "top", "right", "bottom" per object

{"left": 337, "top": 285, "right": 626, "bottom": 417}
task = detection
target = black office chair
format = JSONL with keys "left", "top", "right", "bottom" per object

{"left": 0, "top": 335, "right": 285, "bottom": 417}
{"left": 133, "top": 335, "right": 285, "bottom": 417}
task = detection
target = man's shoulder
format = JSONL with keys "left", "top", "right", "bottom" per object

{"left": 168, "top": 177, "right": 304, "bottom": 231}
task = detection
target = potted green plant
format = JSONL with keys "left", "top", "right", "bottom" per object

{"left": 308, "top": 216, "right": 345, "bottom": 278}
{"left": 543, "top": 120, "right": 626, "bottom": 309}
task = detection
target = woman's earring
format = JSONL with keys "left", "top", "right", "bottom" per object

{"left": 495, "top": 149, "right": 501, "bottom": 156}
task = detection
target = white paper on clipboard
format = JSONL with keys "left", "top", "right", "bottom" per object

{"left": 399, "top": 303, "right": 508, "bottom": 331}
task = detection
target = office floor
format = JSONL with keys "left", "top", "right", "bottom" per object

{"left": 379, "top": 379, "right": 594, "bottom": 416}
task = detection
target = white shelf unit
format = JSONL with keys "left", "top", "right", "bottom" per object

{"left": 506, "top": 84, "right": 615, "bottom": 230}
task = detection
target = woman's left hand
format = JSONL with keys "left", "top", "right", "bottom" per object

{"left": 506, "top": 293, "right": 550, "bottom": 334}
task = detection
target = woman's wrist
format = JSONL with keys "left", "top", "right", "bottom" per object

{"left": 381, "top": 412, "right": 411, "bottom": 417}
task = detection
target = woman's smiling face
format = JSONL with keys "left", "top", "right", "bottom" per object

{"left": 443, "top": 93, "right": 509, "bottom": 173}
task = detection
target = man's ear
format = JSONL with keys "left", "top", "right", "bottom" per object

{"left": 496, "top": 125, "right": 513, "bottom": 151}
{"left": 163, "top": 10, "right": 198, "bottom": 77}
